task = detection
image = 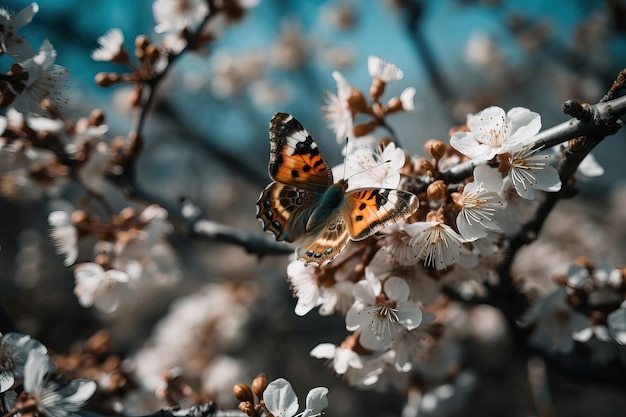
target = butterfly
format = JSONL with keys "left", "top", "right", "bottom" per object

{"left": 256, "top": 112, "right": 419, "bottom": 267}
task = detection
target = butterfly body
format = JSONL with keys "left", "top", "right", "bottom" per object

{"left": 257, "top": 113, "right": 418, "bottom": 267}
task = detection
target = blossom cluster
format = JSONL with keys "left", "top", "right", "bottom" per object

{"left": 0, "top": 332, "right": 96, "bottom": 417}
{"left": 522, "top": 258, "right": 626, "bottom": 364}
{"left": 284, "top": 55, "right": 608, "bottom": 395}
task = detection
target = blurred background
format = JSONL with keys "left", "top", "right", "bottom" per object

{"left": 1, "top": 0, "right": 625, "bottom": 416}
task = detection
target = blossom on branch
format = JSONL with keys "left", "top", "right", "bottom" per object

{"left": 263, "top": 378, "right": 328, "bottom": 417}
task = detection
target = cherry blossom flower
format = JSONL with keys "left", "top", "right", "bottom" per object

{"left": 608, "top": 306, "right": 626, "bottom": 345}
{"left": 399, "top": 87, "right": 417, "bottom": 111}
{"left": 310, "top": 342, "right": 363, "bottom": 375}
{"left": 0, "top": 3, "right": 38, "bottom": 61}
{"left": 520, "top": 288, "right": 592, "bottom": 354}
{"left": 404, "top": 221, "right": 477, "bottom": 270}
{"left": 454, "top": 168, "right": 506, "bottom": 241}
{"left": 91, "top": 28, "right": 126, "bottom": 62}
{"left": 73, "top": 262, "right": 131, "bottom": 313}
{"left": 287, "top": 259, "right": 355, "bottom": 316}
{"left": 323, "top": 70, "right": 354, "bottom": 142}
{"left": 346, "top": 271, "right": 423, "bottom": 350}
{"left": 493, "top": 176, "right": 542, "bottom": 235}
{"left": 450, "top": 106, "right": 541, "bottom": 161}
{"left": 153, "top": 0, "right": 209, "bottom": 34}
{"left": 263, "top": 378, "right": 328, "bottom": 417}
{"left": 22, "top": 350, "right": 96, "bottom": 417}
{"left": 368, "top": 56, "right": 404, "bottom": 82}
{"left": 13, "top": 39, "right": 68, "bottom": 115}
{"left": 0, "top": 333, "right": 47, "bottom": 392}
{"left": 505, "top": 145, "right": 561, "bottom": 200}
{"left": 47, "top": 210, "right": 78, "bottom": 267}
{"left": 344, "top": 142, "right": 405, "bottom": 189}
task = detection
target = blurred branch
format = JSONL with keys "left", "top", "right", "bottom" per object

{"left": 180, "top": 199, "right": 293, "bottom": 257}
{"left": 400, "top": 0, "right": 454, "bottom": 105}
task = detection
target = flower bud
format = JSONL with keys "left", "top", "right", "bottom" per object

{"left": 233, "top": 384, "right": 254, "bottom": 402}
{"left": 347, "top": 87, "right": 369, "bottom": 113}
{"left": 386, "top": 97, "right": 402, "bottom": 113}
{"left": 424, "top": 139, "right": 447, "bottom": 160}
{"left": 89, "top": 109, "right": 105, "bottom": 126}
{"left": 427, "top": 180, "right": 447, "bottom": 201}
{"left": 94, "top": 72, "right": 117, "bottom": 88}
{"left": 252, "top": 373, "right": 267, "bottom": 397}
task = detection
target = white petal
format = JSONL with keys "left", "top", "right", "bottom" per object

{"left": 383, "top": 277, "right": 409, "bottom": 303}
{"left": 396, "top": 301, "right": 423, "bottom": 330}
{"left": 263, "top": 378, "right": 299, "bottom": 417}
{"left": 505, "top": 107, "right": 542, "bottom": 149}
{"left": 303, "top": 387, "right": 329, "bottom": 417}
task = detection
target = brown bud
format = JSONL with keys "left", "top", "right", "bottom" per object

{"left": 71, "top": 210, "right": 89, "bottom": 225}
{"left": 94, "top": 72, "right": 117, "bottom": 88}
{"left": 386, "top": 97, "right": 402, "bottom": 113}
{"left": 238, "top": 401, "right": 254, "bottom": 416}
{"left": 427, "top": 180, "right": 447, "bottom": 201}
{"left": 252, "top": 373, "right": 267, "bottom": 397}
{"left": 145, "top": 44, "right": 160, "bottom": 63}
{"left": 418, "top": 159, "right": 435, "bottom": 175}
{"left": 233, "top": 384, "right": 254, "bottom": 402}
{"left": 424, "top": 139, "right": 447, "bottom": 160}
{"left": 135, "top": 35, "right": 150, "bottom": 50}
{"left": 425, "top": 210, "right": 443, "bottom": 223}
{"left": 353, "top": 119, "right": 378, "bottom": 137}
{"left": 117, "top": 207, "right": 137, "bottom": 228}
{"left": 347, "top": 87, "right": 369, "bottom": 114}
{"left": 89, "top": 109, "right": 105, "bottom": 126}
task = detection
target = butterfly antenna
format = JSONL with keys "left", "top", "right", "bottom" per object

{"left": 342, "top": 137, "right": 349, "bottom": 180}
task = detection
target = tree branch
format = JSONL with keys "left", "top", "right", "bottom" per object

{"left": 440, "top": 93, "right": 626, "bottom": 185}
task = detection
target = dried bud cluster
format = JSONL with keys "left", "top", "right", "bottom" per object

{"left": 233, "top": 374, "right": 268, "bottom": 417}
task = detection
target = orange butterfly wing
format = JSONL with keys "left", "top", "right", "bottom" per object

{"left": 341, "top": 188, "right": 419, "bottom": 240}
{"left": 268, "top": 112, "right": 333, "bottom": 191}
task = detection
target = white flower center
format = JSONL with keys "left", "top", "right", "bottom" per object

{"left": 477, "top": 115, "right": 509, "bottom": 148}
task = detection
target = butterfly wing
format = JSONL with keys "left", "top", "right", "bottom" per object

{"left": 296, "top": 211, "right": 349, "bottom": 267}
{"left": 268, "top": 112, "right": 334, "bottom": 191}
{"left": 256, "top": 182, "right": 321, "bottom": 243}
{"left": 341, "top": 188, "right": 419, "bottom": 240}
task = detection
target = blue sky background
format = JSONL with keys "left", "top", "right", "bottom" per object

{"left": 4, "top": 0, "right": 625, "bottom": 192}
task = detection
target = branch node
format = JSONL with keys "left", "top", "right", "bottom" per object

{"left": 561, "top": 100, "right": 592, "bottom": 120}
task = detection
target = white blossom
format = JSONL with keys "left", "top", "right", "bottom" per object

{"left": 455, "top": 168, "right": 506, "bottom": 241}
{"left": 153, "top": 0, "right": 209, "bottom": 34}
{"left": 0, "top": 333, "right": 47, "bottom": 392}
{"left": 506, "top": 145, "right": 561, "bottom": 200}
{"left": 13, "top": 39, "right": 68, "bottom": 115}
{"left": 91, "top": 28, "right": 125, "bottom": 62}
{"left": 450, "top": 106, "right": 541, "bottom": 161}
{"left": 345, "top": 271, "right": 423, "bottom": 350}
{"left": 344, "top": 142, "right": 405, "bottom": 189}
{"left": 404, "top": 221, "right": 477, "bottom": 270}
{"left": 263, "top": 378, "right": 328, "bottom": 417}
{"left": 23, "top": 350, "right": 96, "bottom": 417}
{"left": 520, "top": 288, "right": 592, "bottom": 354}
{"left": 47, "top": 210, "right": 78, "bottom": 267}
{"left": 0, "top": 3, "right": 38, "bottom": 61}
{"left": 310, "top": 343, "right": 363, "bottom": 375}
{"left": 73, "top": 262, "right": 130, "bottom": 313}
{"left": 368, "top": 56, "right": 404, "bottom": 82}
{"left": 323, "top": 70, "right": 353, "bottom": 142}
{"left": 399, "top": 87, "right": 416, "bottom": 111}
